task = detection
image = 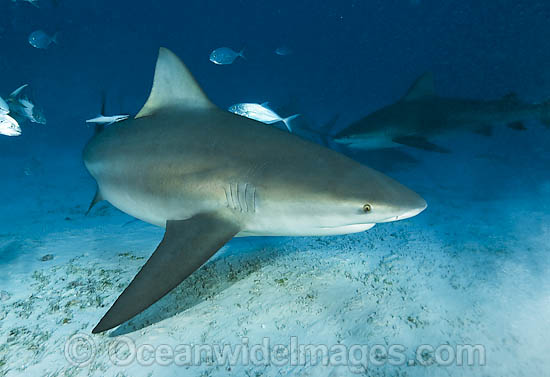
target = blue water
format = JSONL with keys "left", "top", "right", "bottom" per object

{"left": 1, "top": 1, "right": 550, "bottom": 376}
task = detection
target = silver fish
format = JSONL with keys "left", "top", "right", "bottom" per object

{"left": 86, "top": 114, "right": 129, "bottom": 126}
{"left": 228, "top": 102, "right": 299, "bottom": 132}
{"left": 209, "top": 47, "right": 245, "bottom": 65}
{"left": 0, "top": 96, "right": 8, "bottom": 115}
{"left": 19, "top": 98, "right": 46, "bottom": 124}
{"left": 0, "top": 114, "right": 21, "bottom": 136}
{"left": 11, "top": 0, "right": 40, "bottom": 8}
{"left": 28, "top": 30, "right": 58, "bottom": 49}
{"left": 7, "top": 85, "right": 46, "bottom": 125}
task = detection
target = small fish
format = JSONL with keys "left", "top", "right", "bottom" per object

{"left": 86, "top": 114, "right": 129, "bottom": 126}
{"left": 0, "top": 114, "right": 21, "bottom": 136}
{"left": 228, "top": 102, "right": 299, "bottom": 132}
{"left": 11, "top": 0, "right": 40, "bottom": 8}
{"left": 28, "top": 30, "right": 58, "bottom": 49}
{"left": 0, "top": 96, "right": 9, "bottom": 114}
{"left": 7, "top": 85, "right": 46, "bottom": 125}
{"left": 209, "top": 47, "right": 245, "bottom": 65}
{"left": 19, "top": 98, "right": 46, "bottom": 124}
{"left": 275, "top": 46, "right": 292, "bottom": 56}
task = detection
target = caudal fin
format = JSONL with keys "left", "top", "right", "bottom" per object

{"left": 239, "top": 49, "right": 246, "bottom": 60}
{"left": 281, "top": 114, "right": 299, "bottom": 132}
{"left": 51, "top": 32, "right": 60, "bottom": 45}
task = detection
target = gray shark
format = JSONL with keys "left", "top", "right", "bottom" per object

{"left": 83, "top": 48, "right": 427, "bottom": 333}
{"left": 335, "top": 72, "right": 550, "bottom": 152}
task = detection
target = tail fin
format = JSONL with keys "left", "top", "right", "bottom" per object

{"left": 239, "top": 49, "right": 246, "bottom": 60}
{"left": 281, "top": 114, "right": 300, "bottom": 132}
{"left": 52, "top": 32, "right": 60, "bottom": 45}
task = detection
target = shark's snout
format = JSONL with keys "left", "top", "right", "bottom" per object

{"left": 377, "top": 191, "right": 427, "bottom": 223}
{"left": 333, "top": 131, "right": 364, "bottom": 144}
{"left": 396, "top": 198, "right": 427, "bottom": 221}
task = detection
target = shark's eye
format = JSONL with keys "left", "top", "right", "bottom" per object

{"left": 363, "top": 203, "right": 372, "bottom": 213}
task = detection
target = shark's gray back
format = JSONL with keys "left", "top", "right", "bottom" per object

{"left": 84, "top": 105, "right": 383, "bottom": 227}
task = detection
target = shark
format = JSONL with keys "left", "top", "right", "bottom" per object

{"left": 334, "top": 72, "right": 550, "bottom": 153}
{"left": 83, "top": 48, "right": 427, "bottom": 334}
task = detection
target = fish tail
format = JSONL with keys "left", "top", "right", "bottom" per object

{"left": 239, "top": 49, "right": 246, "bottom": 60}
{"left": 52, "top": 32, "right": 60, "bottom": 44}
{"left": 281, "top": 114, "right": 300, "bottom": 132}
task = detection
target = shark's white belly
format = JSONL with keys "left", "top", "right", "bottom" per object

{"left": 238, "top": 223, "right": 376, "bottom": 237}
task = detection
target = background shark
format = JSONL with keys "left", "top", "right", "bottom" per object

{"left": 335, "top": 72, "right": 550, "bottom": 153}
{"left": 83, "top": 48, "right": 427, "bottom": 333}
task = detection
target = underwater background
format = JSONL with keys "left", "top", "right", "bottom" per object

{"left": 1, "top": 0, "right": 550, "bottom": 376}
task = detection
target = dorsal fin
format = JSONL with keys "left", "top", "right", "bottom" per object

{"left": 401, "top": 72, "right": 435, "bottom": 102}
{"left": 9, "top": 84, "right": 28, "bottom": 99}
{"left": 136, "top": 47, "right": 214, "bottom": 119}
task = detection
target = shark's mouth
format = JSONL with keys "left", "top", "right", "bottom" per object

{"left": 319, "top": 223, "right": 376, "bottom": 231}
{"left": 377, "top": 205, "right": 428, "bottom": 223}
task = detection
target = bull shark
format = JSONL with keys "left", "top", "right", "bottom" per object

{"left": 83, "top": 48, "right": 427, "bottom": 333}
{"left": 335, "top": 72, "right": 550, "bottom": 152}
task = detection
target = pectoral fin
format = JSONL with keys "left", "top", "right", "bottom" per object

{"left": 392, "top": 135, "right": 450, "bottom": 153}
{"left": 92, "top": 213, "right": 240, "bottom": 333}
